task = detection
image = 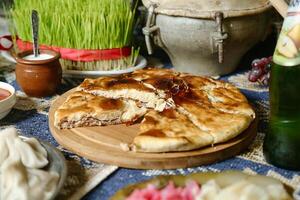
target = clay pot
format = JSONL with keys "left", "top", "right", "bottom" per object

{"left": 15, "top": 50, "right": 62, "bottom": 97}
{"left": 142, "top": 0, "right": 272, "bottom": 76}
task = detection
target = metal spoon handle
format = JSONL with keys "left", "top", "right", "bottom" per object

{"left": 31, "top": 10, "right": 39, "bottom": 57}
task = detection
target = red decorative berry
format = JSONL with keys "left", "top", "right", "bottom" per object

{"left": 248, "top": 57, "right": 272, "bottom": 85}
{"left": 248, "top": 68, "right": 263, "bottom": 82}
{"left": 265, "top": 63, "right": 271, "bottom": 73}
{"left": 251, "top": 59, "right": 261, "bottom": 68}
{"left": 261, "top": 57, "right": 269, "bottom": 65}
{"left": 260, "top": 72, "right": 270, "bottom": 86}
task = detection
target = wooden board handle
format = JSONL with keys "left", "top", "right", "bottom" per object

{"left": 269, "top": 0, "right": 289, "bottom": 17}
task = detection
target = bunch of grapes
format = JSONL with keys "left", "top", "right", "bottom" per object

{"left": 248, "top": 56, "right": 272, "bottom": 86}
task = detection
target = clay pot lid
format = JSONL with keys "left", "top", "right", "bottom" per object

{"left": 142, "top": 0, "right": 272, "bottom": 18}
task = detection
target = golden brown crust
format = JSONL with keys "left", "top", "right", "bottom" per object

{"left": 130, "top": 68, "right": 189, "bottom": 99}
{"left": 79, "top": 77, "right": 153, "bottom": 92}
{"left": 55, "top": 91, "right": 146, "bottom": 129}
{"left": 78, "top": 75, "right": 175, "bottom": 111}
{"left": 179, "top": 74, "right": 219, "bottom": 89}
{"left": 205, "top": 87, "right": 255, "bottom": 117}
{"left": 132, "top": 109, "right": 214, "bottom": 152}
{"left": 175, "top": 97, "right": 252, "bottom": 144}
{"left": 129, "top": 68, "right": 179, "bottom": 81}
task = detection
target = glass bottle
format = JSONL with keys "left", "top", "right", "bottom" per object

{"left": 263, "top": 0, "right": 300, "bottom": 170}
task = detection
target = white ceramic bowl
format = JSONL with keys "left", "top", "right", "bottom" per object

{"left": 0, "top": 82, "right": 16, "bottom": 120}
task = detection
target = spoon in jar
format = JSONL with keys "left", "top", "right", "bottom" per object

{"left": 31, "top": 10, "right": 39, "bottom": 57}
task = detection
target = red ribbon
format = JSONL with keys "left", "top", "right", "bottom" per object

{"left": 0, "top": 35, "right": 131, "bottom": 62}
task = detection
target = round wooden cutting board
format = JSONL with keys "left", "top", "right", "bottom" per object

{"left": 49, "top": 89, "right": 258, "bottom": 169}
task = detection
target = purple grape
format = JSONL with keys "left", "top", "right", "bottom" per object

{"left": 248, "top": 68, "right": 263, "bottom": 82}
{"left": 255, "top": 60, "right": 267, "bottom": 70}
{"left": 251, "top": 59, "right": 261, "bottom": 69}
{"left": 261, "top": 57, "right": 269, "bottom": 65}
{"left": 260, "top": 72, "right": 270, "bottom": 86}
{"left": 265, "top": 63, "right": 271, "bottom": 72}
{"left": 249, "top": 56, "right": 272, "bottom": 85}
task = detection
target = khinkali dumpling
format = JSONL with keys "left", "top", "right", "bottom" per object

{"left": 0, "top": 127, "right": 18, "bottom": 139}
{"left": 0, "top": 150, "right": 29, "bottom": 200}
{"left": 215, "top": 181, "right": 268, "bottom": 200}
{"left": 0, "top": 128, "right": 18, "bottom": 166}
{"left": 197, "top": 180, "right": 220, "bottom": 200}
{"left": 27, "top": 169, "right": 59, "bottom": 200}
{"left": 0, "top": 128, "right": 59, "bottom": 200}
{"left": 15, "top": 137, "right": 48, "bottom": 168}
{"left": 0, "top": 137, "right": 8, "bottom": 166}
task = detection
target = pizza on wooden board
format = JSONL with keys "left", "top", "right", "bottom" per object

{"left": 54, "top": 68, "right": 255, "bottom": 153}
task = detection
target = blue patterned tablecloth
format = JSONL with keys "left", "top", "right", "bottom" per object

{"left": 1, "top": 56, "right": 300, "bottom": 200}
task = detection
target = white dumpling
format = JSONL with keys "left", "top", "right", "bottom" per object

{"left": 0, "top": 127, "right": 19, "bottom": 139}
{"left": 25, "top": 138, "right": 48, "bottom": 158}
{"left": 27, "top": 169, "right": 59, "bottom": 200}
{"left": 239, "top": 184, "right": 269, "bottom": 200}
{"left": 215, "top": 180, "right": 269, "bottom": 200}
{"left": 14, "top": 137, "right": 48, "bottom": 169}
{"left": 267, "top": 184, "right": 292, "bottom": 200}
{"left": 0, "top": 137, "right": 8, "bottom": 166}
{"left": 196, "top": 180, "right": 220, "bottom": 200}
{"left": 0, "top": 128, "right": 18, "bottom": 166}
{"left": 0, "top": 128, "right": 59, "bottom": 200}
{"left": 0, "top": 152, "right": 29, "bottom": 200}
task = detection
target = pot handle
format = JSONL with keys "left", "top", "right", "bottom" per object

{"left": 211, "top": 12, "right": 228, "bottom": 64}
{"left": 143, "top": 4, "right": 159, "bottom": 55}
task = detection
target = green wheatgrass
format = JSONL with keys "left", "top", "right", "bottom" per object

{"left": 9, "top": 0, "right": 139, "bottom": 71}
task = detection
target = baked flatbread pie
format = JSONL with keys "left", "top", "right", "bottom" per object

{"left": 78, "top": 76, "right": 174, "bottom": 111}
{"left": 131, "top": 109, "right": 213, "bottom": 152}
{"left": 129, "top": 68, "right": 180, "bottom": 81}
{"left": 180, "top": 74, "right": 255, "bottom": 117}
{"left": 129, "top": 68, "right": 189, "bottom": 105}
{"left": 55, "top": 68, "right": 255, "bottom": 153}
{"left": 54, "top": 91, "right": 147, "bottom": 129}
{"left": 175, "top": 97, "right": 252, "bottom": 144}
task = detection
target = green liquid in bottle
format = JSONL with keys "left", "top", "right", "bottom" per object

{"left": 264, "top": 63, "right": 300, "bottom": 170}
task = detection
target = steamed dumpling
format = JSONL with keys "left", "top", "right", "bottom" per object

{"left": 0, "top": 137, "right": 8, "bottom": 165}
{"left": 0, "top": 148, "right": 29, "bottom": 200}
{"left": 15, "top": 137, "right": 48, "bottom": 168}
{"left": 1, "top": 157, "right": 59, "bottom": 200}
{"left": 196, "top": 180, "right": 220, "bottom": 200}
{"left": 0, "top": 127, "right": 19, "bottom": 139}
{"left": 215, "top": 180, "right": 269, "bottom": 200}
{"left": 0, "top": 128, "right": 48, "bottom": 169}
{"left": 196, "top": 179, "right": 292, "bottom": 200}
{"left": 0, "top": 127, "right": 18, "bottom": 166}
{"left": 267, "top": 184, "right": 292, "bottom": 200}
{"left": 27, "top": 169, "right": 59, "bottom": 200}
{"left": 0, "top": 127, "right": 59, "bottom": 200}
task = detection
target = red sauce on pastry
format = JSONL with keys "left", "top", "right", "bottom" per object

{"left": 0, "top": 88, "right": 11, "bottom": 101}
